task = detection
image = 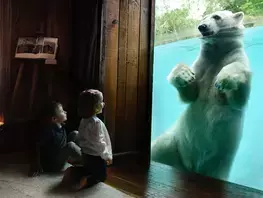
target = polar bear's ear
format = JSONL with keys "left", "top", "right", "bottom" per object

{"left": 234, "top": 12, "right": 244, "bottom": 23}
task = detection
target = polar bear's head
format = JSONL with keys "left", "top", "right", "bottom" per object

{"left": 198, "top": 10, "right": 244, "bottom": 37}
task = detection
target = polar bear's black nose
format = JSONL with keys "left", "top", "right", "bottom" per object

{"left": 198, "top": 24, "right": 208, "bottom": 32}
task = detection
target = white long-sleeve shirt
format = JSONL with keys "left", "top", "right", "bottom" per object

{"left": 77, "top": 116, "right": 112, "bottom": 161}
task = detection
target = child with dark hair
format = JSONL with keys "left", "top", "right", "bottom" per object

{"left": 32, "top": 101, "right": 82, "bottom": 175}
{"left": 62, "top": 89, "right": 112, "bottom": 190}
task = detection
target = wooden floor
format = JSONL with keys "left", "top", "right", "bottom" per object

{"left": 107, "top": 160, "right": 263, "bottom": 198}
{"left": 2, "top": 152, "right": 263, "bottom": 198}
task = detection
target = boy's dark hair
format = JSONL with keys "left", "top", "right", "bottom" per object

{"left": 43, "top": 101, "right": 62, "bottom": 118}
{"left": 78, "top": 89, "right": 103, "bottom": 118}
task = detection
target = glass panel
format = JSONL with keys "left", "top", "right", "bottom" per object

{"left": 151, "top": 0, "right": 263, "bottom": 190}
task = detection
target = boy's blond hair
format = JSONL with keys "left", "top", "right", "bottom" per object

{"left": 78, "top": 89, "right": 103, "bottom": 118}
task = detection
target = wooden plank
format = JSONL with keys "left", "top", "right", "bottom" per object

{"left": 103, "top": 0, "right": 120, "bottom": 151}
{"left": 115, "top": 0, "right": 129, "bottom": 152}
{"left": 146, "top": 0, "right": 156, "bottom": 162}
{"left": 137, "top": 0, "right": 150, "bottom": 153}
{"left": 124, "top": 0, "right": 141, "bottom": 151}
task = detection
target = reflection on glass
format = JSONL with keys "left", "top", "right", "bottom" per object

{"left": 151, "top": 0, "right": 263, "bottom": 190}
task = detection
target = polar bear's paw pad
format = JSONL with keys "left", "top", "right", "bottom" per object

{"left": 215, "top": 75, "right": 239, "bottom": 92}
{"left": 167, "top": 64, "right": 195, "bottom": 87}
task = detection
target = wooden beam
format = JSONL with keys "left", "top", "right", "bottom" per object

{"left": 103, "top": 0, "right": 120, "bottom": 151}
{"left": 115, "top": 0, "right": 129, "bottom": 152}
{"left": 124, "top": 0, "right": 141, "bottom": 151}
{"left": 137, "top": 0, "right": 150, "bottom": 153}
{"left": 146, "top": 0, "right": 156, "bottom": 161}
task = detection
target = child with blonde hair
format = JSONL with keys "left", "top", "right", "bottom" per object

{"left": 65, "top": 89, "right": 112, "bottom": 190}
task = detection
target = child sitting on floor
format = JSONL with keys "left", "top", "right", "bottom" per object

{"left": 63, "top": 89, "right": 112, "bottom": 190}
{"left": 32, "top": 101, "right": 82, "bottom": 175}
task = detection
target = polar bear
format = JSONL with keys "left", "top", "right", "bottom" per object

{"left": 151, "top": 10, "right": 251, "bottom": 180}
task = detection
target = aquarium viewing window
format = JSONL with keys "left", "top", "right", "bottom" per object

{"left": 150, "top": 0, "right": 263, "bottom": 190}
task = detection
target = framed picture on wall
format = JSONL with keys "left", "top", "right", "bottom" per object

{"left": 15, "top": 37, "right": 58, "bottom": 60}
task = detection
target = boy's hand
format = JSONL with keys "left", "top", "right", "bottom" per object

{"left": 106, "top": 159, "right": 112, "bottom": 166}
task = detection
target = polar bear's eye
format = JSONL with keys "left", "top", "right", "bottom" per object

{"left": 213, "top": 15, "right": 221, "bottom": 20}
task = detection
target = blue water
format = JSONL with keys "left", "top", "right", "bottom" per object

{"left": 151, "top": 26, "right": 263, "bottom": 190}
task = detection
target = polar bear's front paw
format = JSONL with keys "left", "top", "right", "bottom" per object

{"left": 167, "top": 63, "right": 195, "bottom": 87}
{"left": 215, "top": 73, "right": 239, "bottom": 92}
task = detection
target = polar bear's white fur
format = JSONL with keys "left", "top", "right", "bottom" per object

{"left": 151, "top": 10, "right": 251, "bottom": 180}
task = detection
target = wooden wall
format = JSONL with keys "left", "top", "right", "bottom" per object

{"left": 0, "top": 0, "right": 105, "bottom": 153}
{"left": 8, "top": 0, "right": 71, "bottom": 122}
{"left": 0, "top": 0, "right": 72, "bottom": 152}
{"left": 0, "top": 0, "right": 155, "bottom": 157}
{"left": 103, "top": 0, "right": 153, "bottom": 155}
